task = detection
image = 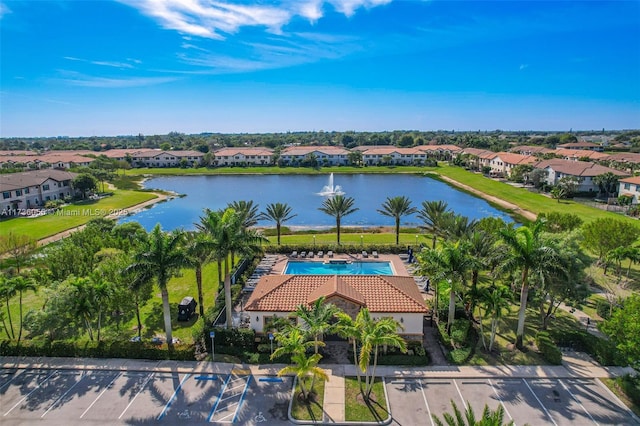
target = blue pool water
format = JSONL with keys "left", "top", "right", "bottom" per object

{"left": 284, "top": 261, "right": 393, "bottom": 275}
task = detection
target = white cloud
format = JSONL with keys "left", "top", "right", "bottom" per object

{"left": 519, "top": 64, "right": 529, "bottom": 70}
{"left": 63, "top": 56, "right": 138, "bottom": 69}
{"left": 57, "top": 70, "right": 178, "bottom": 88}
{"left": 119, "top": 0, "right": 393, "bottom": 38}
{"left": 0, "top": 2, "right": 11, "bottom": 20}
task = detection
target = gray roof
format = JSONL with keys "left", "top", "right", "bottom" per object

{"left": 0, "top": 170, "right": 78, "bottom": 192}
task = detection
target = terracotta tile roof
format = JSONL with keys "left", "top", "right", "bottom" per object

{"left": 494, "top": 152, "right": 536, "bottom": 165}
{"left": 281, "top": 146, "right": 349, "bottom": 156}
{"left": 0, "top": 170, "right": 78, "bottom": 192}
{"left": 307, "top": 276, "right": 366, "bottom": 306}
{"left": 534, "top": 159, "right": 627, "bottom": 177}
{"left": 0, "top": 150, "right": 37, "bottom": 156}
{"left": 360, "top": 147, "right": 425, "bottom": 155}
{"left": 245, "top": 274, "right": 427, "bottom": 314}
{"left": 606, "top": 153, "right": 640, "bottom": 164}
{"left": 418, "top": 144, "right": 462, "bottom": 153}
{"left": 510, "top": 145, "right": 553, "bottom": 155}
{"left": 620, "top": 176, "right": 640, "bottom": 185}
{"left": 214, "top": 147, "right": 274, "bottom": 157}
{"left": 558, "top": 141, "right": 602, "bottom": 149}
{"left": 461, "top": 148, "right": 495, "bottom": 158}
{"left": 554, "top": 149, "right": 609, "bottom": 160}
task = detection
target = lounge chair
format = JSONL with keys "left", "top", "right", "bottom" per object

{"left": 290, "top": 251, "right": 297, "bottom": 258}
{"left": 307, "top": 251, "right": 314, "bottom": 258}
{"left": 328, "top": 251, "right": 333, "bottom": 258}
{"left": 362, "top": 251, "right": 368, "bottom": 258}
{"left": 317, "top": 251, "right": 324, "bottom": 258}
{"left": 300, "top": 251, "right": 307, "bottom": 258}
{"left": 372, "top": 251, "right": 378, "bottom": 258}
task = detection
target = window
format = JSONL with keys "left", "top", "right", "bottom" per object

{"left": 15, "top": 189, "right": 22, "bottom": 196}
{"left": 624, "top": 183, "right": 631, "bottom": 190}
{"left": 2, "top": 192, "right": 10, "bottom": 199}
{"left": 42, "top": 184, "right": 50, "bottom": 191}
{"left": 24, "top": 188, "right": 29, "bottom": 194}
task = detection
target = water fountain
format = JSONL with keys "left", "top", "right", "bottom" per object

{"left": 317, "top": 173, "right": 345, "bottom": 196}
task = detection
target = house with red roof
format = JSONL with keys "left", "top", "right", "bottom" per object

{"left": 618, "top": 176, "right": 640, "bottom": 204}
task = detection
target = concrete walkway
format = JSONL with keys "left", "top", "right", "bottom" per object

{"left": 1, "top": 356, "right": 635, "bottom": 425}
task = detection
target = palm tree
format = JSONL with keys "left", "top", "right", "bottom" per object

{"left": 227, "top": 200, "right": 260, "bottom": 228}
{"left": 318, "top": 195, "right": 359, "bottom": 245}
{"left": 417, "top": 200, "right": 451, "bottom": 248}
{"left": 0, "top": 276, "right": 16, "bottom": 339}
{"left": 357, "top": 308, "right": 407, "bottom": 398}
{"left": 499, "top": 220, "right": 557, "bottom": 349}
{"left": 127, "top": 224, "right": 187, "bottom": 348}
{"left": 295, "top": 296, "right": 338, "bottom": 354}
{"left": 480, "top": 285, "right": 512, "bottom": 352}
{"left": 185, "top": 232, "right": 214, "bottom": 318}
{"left": 443, "top": 214, "right": 477, "bottom": 243}
{"left": 70, "top": 276, "right": 96, "bottom": 340}
{"left": 9, "top": 275, "right": 37, "bottom": 342}
{"left": 335, "top": 311, "right": 362, "bottom": 385}
{"left": 377, "top": 196, "right": 417, "bottom": 245}
{"left": 88, "top": 272, "right": 114, "bottom": 343}
{"left": 432, "top": 400, "right": 514, "bottom": 426}
{"left": 417, "top": 241, "right": 473, "bottom": 334}
{"left": 277, "top": 352, "right": 329, "bottom": 401}
{"left": 465, "top": 230, "right": 497, "bottom": 317}
{"left": 197, "top": 208, "right": 266, "bottom": 328}
{"left": 271, "top": 327, "right": 315, "bottom": 360}
{"left": 258, "top": 203, "right": 297, "bottom": 245}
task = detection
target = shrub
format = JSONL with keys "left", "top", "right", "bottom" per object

{"left": 449, "top": 347, "right": 472, "bottom": 364}
{"left": 536, "top": 331, "right": 562, "bottom": 365}
{"left": 547, "top": 328, "right": 624, "bottom": 366}
{"left": 596, "top": 299, "right": 612, "bottom": 320}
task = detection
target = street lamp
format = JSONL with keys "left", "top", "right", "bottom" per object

{"left": 360, "top": 235, "right": 363, "bottom": 248}
{"left": 313, "top": 235, "right": 316, "bottom": 249}
{"left": 415, "top": 235, "right": 419, "bottom": 245}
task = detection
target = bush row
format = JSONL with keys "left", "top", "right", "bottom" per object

{"left": 547, "top": 328, "right": 625, "bottom": 366}
{"left": 535, "top": 332, "right": 562, "bottom": 365}
{"left": 263, "top": 244, "right": 412, "bottom": 255}
{"left": 0, "top": 340, "right": 195, "bottom": 361}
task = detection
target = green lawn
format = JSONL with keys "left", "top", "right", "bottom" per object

{"left": 267, "top": 231, "right": 428, "bottom": 247}
{"left": 0, "top": 190, "right": 157, "bottom": 241}
{"left": 344, "top": 376, "right": 389, "bottom": 423}
{"left": 290, "top": 377, "right": 326, "bottom": 422}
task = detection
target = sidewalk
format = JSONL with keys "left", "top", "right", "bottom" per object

{"left": 1, "top": 355, "right": 635, "bottom": 425}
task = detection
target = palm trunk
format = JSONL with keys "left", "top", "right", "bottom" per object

{"left": 161, "top": 286, "right": 174, "bottom": 349}
{"left": 135, "top": 300, "right": 143, "bottom": 338}
{"left": 367, "top": 346, "right": 379, "bottom": 398}
{"left": 276, "top": 223, "right": 281, "bottom": 245}
{"left": 196, "top": 265, "right": 204, "bottom": 317}
{"left": 224, "top": 271, "right": 232, "bottom": 329}
{"left": 515, "top": 267, "right": 529, "bottom": 349}
{"left": 395, "top": 219, "right": 400, "bottom": 245}
{"left": 352, "top": 338, "right": 361, "bottom": 388}
{"left": 18, "top": 291, "right": 23, "bottom": 342}
{"left": 217, "top": 259, "right": 223, "bottom": 286}
{"left": 314, "top": 334, "right": 319, "bottom": 354}
{"left": 489, "top": 319, "right": 498, "bottom": 352}
{"left": 447, "top": 290, "right": 456, "bottom": 335}
{"left": 84, "top": 314, "right": 94, "bottom": 341}
{"left": 336, "top": 217, "right": 341, "bottom": 245}
{"left": 469, "top": 270, "right": 479, "bottom": 317}
{"left": 478, "top": 308, "right": 487, "bottom": 350}
{"left": 1, "top": 316, "right": 10, "bottom": 340}
{"left": 5, "top": 298, "right": 14, "bottom": 339}
{"left": 299, "top": 376, "right": 309, "bottom": 400}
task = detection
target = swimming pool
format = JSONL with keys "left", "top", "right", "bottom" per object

{"left": 283, "top": 261, "right": 394, "bottom": 275}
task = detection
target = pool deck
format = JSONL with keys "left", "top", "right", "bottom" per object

{"left": 269, "top": 253, "right": 412, "bottom": 276}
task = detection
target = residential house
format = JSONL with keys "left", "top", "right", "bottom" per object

{"left": 358, "top": 147, "right": 428, "bottom": 166}
{"left": 416, "top": 144, "right": 463, "bottom": 161}
{"left": 0, "top": 170, "right": 78, "bottom": 213}
{"left": 279, "top": 146, "right": 350, "bottom": 166}
{"left": 533, "top": 159, "right": 628, "bottom": 193}
{"left": 554, "top": 149, "right": 610, "bottom": 162}
{"left": 132, "top": 150, "right": 204, "bottom": 167}
{"left": 489, "top": 152, "right": 537, "bottom": 177}
{"left": 244, "top": 274, "right": 428, "bottom": 340}
{"left": 510, "top": 145, "right": 554, "bottom": 156}
{"left": 213, "top": 147, "right": 274, "bottom": 166}
{"left": 557, "top": 141, "right": 604, "bottom": 152}
{"left": 602, "top": 153, "right": 640, "bottom": 174}
{"left": 618, "top": 176, "right": 640, "bottom": 204}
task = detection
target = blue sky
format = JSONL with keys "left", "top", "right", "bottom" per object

{"left": 1, "top": 0, "right": 639, "bottom": 137}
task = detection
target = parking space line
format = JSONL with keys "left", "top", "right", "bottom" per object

{"left": 118, "top": 372, "right": 155, "bottom": 420}
{"left": 595, "top": 378, "right": 640, "bottom": 424}
{"left": 452, "top": 379, "right": 467, "bottom": 409}
{"left": 157, "top": 373, "right": 191, "bottom": 420}
{"left": 558, "top": 379, "right": 598, "bottom": 425}
{"left": 231, "top": 375, "right": 252, "bottom": 423}
{"left": 207, "top": 374, "right": 231, "bottom": 422}
{"left": 487, "top": 379, "right": 515, "bottom": 425}
{"left": 3, "top": 370, "right": 58, "bottom": 416}
{"left": 41, "top": 371, "right": 86, "bottom": 418}
{"left": 80, "top": 372, "right": 121, "bottom": 419}
{"left": 523, "top": 379, "right": 557, "bottom": 426}
{"left": 418, "top": 379, "right": 435, "bottom": 426}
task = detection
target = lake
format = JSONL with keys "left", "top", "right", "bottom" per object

{"left": 119, "top": 174, "right": 513, "bottom": 231}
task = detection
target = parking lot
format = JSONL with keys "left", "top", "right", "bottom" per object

{"left": 386, "top": 377, "right": 638, "bottom": 426}
{"left": 0, "top": 367, "right": 292, "bottom": 425}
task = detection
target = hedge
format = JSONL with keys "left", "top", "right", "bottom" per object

{"left": 547, "top": 328, "right": 625, "bottom": 366}
{"left": 0, "top": 339, "right": 195, "bottom": 360}
{"left": 535, "top": 332, "right": 562, "bottom": 365}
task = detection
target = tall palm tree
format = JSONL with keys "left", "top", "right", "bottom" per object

{"left": 9, "top": 275, "right": 37, "bottom": 342}
{"left": 0, "top": 276, "right": 16, "bottom": 339}
{"left": 197, "top": 208, "right": 266, "bottom": 328}
{"left": 335, "top": 311, "right": 362, "bottom": 385}
{"left": 318, "top": 195, "right": 359, "bottom": 245}
{"left": 464, "top": 229, "right": 497, "bottom": 317}
{"left": 357, "top": 308, "right": 407, "bottom": 398}
{"left": 377, "top": 196, "right": 418, "bottom": 245}
{"left": 417, "top": 200, "right": 451, "bottom": 249}
{"left": 443, "top": 214, "right": 477, "bottom": 243}
{"left": 417, "top": 241, "right": 473, "bottom": 334}
{"left": 277, "top": 353, "right": 328, "bottom": 401}
{"left": 70, "top": 276, "right": 96, "bottom": 341}
{"left": 258, "top": 202, "right": 297, "bottom": 245}
{"left": 185, "top": 232, "right": 214, "bottom": 318}
{"left": 227, "top": 200, "right": 260, "bottom": 228}
{"left": 295, "top": 296, "right": 338, "bottom": 354}
{"left": 499, "top": 220, "right": 557, "bottom": 349}
{"left": 127, "top": 224, "right": 187, "bottom": 348}
{"left": 88, "top": 272, "right": 114, "bottom": 343}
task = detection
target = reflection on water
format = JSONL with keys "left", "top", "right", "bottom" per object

{"left": 119, "top": 174, "right": 513, "bottom": 231}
